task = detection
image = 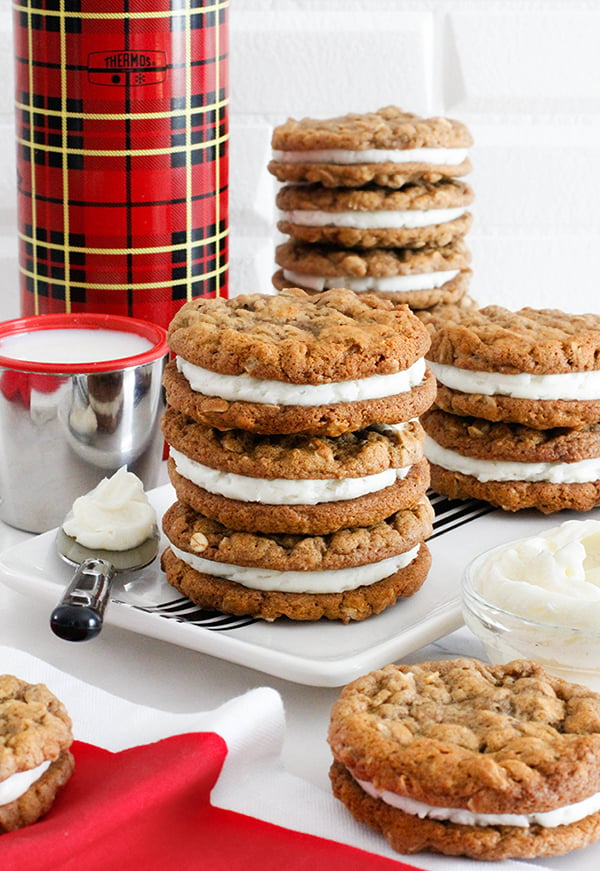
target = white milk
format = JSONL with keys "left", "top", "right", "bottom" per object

{"left": 0, "top": 328, "right": 153, "bottom": 364}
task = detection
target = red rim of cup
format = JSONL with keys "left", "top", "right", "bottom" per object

{"left": 0, "top": 313, "right": 169, "bottom": 374}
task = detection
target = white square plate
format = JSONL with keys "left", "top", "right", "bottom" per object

{"left": 0, "top": 484, "right": 575, "bottom": 686}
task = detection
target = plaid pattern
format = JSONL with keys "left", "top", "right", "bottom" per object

{"left": 14, "top": 0, "right": 229, "bottom": 328}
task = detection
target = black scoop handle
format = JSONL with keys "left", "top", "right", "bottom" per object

{"left": 50, "top": 558, "right": 114, "bottom": 641}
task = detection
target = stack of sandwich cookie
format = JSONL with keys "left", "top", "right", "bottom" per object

{"left": 422, "top": 305, "right": 600, "bottom": 513}
{"left": 328, "top": 658, "right": 600, "bottom": 860}
{"left": 0, "top": 675, "right": 74, "bottom": 832}
{"left": 161, "top": 287, "right": 436, "bottom": 622}
{"left": 269, "top": 106, "right": 475, "bottom": 313}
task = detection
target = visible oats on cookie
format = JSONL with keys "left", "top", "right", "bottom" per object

{"left": 329, "top": 658, "right": 600, "bottom": 860}
{"left": 0, "top": 675, "right": 74, "bottom": 832}
{"left": 273, "top": 238, "right": 472, "bottom": 310}
{"left": 269, "top": 106, "right": 472, "bottom": 188}
{"left": 164, "top": 288, "right": 436, "bottom": 436}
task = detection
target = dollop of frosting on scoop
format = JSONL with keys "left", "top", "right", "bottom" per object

{"left": 63, "top": 466, "right": 156, "bottom": 551}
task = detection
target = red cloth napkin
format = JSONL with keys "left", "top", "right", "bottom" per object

{"left": 0, "top": 734, "right": 424, "bottom": 871}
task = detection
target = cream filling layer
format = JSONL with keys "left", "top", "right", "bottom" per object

{"left": 0, "top": 760, "right": 51, "bottom": 807}
{"left": 282, "top": 268, "right": 460, "bottom": 293}
{"left": 168, "top": 542, "right": 420, "bottom": 594}
{"left": 280, "top": 207, "right": 466, "bottom": 230}
{"left": 429, "top": 360, "right": 600, "bottom": 401}
{"left": 355, "top": 775, "right": 600, "bottom": 828}
{"left": 176, "top": 356, "right": 426, "bottom": 406}
{"left": 425, "top": 435, "right": 600, "bottom": 484}
{"left": 272, "top": 147, "right": 469, "bottom": 166}
{"left": 170, "top": 447, "right": 411, "bottom": 505}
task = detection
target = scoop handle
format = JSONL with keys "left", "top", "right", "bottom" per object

{"left": 50, "top": 558, "right": 115, "bottom": 641}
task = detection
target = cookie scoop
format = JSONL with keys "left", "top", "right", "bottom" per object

{"left": 50, "top": 467, "right": 158, "bottom": 641}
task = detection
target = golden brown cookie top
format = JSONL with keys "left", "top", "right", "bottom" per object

{"left": 427, "top": 306, "right": 600, "bottom": 374}
{"left": 162, "top": 498, "right": 434, "bottom": 571}
{"left": 275, "top": 239, "right": 471, "bottom": 279}
{"left": 271, "top": 106, "right": 473, "bottom": 151}
{"left": 276, "top": 180, "right": 473, "bottom": 214}
{"left": 0, "top": 675, "right": 73, "bottom": 779}
{"left": 167, "top": 288, "right": 431, "bottom": 382}
{"left": 163, "top": 408, "right": 425, "bottom": 479}
{"left": 329, "top": 658, "right": 600, "bottom": 814}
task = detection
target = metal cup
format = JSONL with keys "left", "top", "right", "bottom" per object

{"left": 0, "top": 313, "right": 168, "bottom": 533}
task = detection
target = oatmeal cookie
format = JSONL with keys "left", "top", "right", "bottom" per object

{"left": 161, "top": 541, "right": 431, "bottom": 623}
{"left": 328, "top": 658, "right": 600, "bottom": 859}
{"left": 167, "top": 456, "right": 430, "bottom": 535}
{"left": 269, "top": 106, "right": 472, "bottom": 188}
{"left": 423, "top": 408, "right": 600, "bottom": 513}
{"left": 167, "top": 287, "right": 430, "bottom": 381}
{"left": 163, "top": 408, "right": 429, "bottom": 532}
{"left": 162, "top": 409, "right": 426, "bottom": 479}
{"left": 160, "top": 499, "right": 434, "bottom": 622}
{"left": 165, "top": 288, "right": 435, "bottom": 434}
{"left": 0, "top": 675, "right": 74, "bottom": 832}
{"left": 272, "top": 239, "right": 472, "bottom": 309}
{"left": 276, "top": 181, "right": 473, "bottom": 250}
{"left": 426, "top": 306, "right": 600, "bottom": 429}
{"left": 164, "top": 359, "right": 436, "bottom": 436}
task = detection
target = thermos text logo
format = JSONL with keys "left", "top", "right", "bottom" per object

{"left": 88, "top": 50, "right": 167, "bottom": 86}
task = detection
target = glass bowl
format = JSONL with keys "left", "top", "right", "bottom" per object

{"left": 462, "top": 543, "right": 600, "bottom": 692}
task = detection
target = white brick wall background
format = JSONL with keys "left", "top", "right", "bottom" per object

{"left": 1, "top": 0, "right": 599, "bottom": 322}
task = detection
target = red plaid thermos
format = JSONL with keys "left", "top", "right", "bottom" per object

{"left": 13, "top": 0, "right": 229, "bottom": 329}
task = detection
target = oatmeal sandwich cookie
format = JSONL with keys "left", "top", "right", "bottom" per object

{"left": 163, "top": 408, "right": 429, "bottom": 534}
{"left": 161, "top": 498, "right": 434, "bottom": 623}
{"left": 164, "top": 287, "right": 436, "bottom": 436}
{"left": 423, "top": 408, "right": 600, "bottom": 513}
{"left": 329, "top": 658, "right": 600, "bottom": 860}
{"left": 427, "top": 305, "right": 600, "bottom": 429}
{"left": 269, "top": 106, "right": 473, "bottom": 188}
{"left": 0, "top": 675, "right": 74, "bottom": 832}
{"left": 273, "top": 238, "right": 472, "bottom": 310}
{"left": 276, "top": 180, "right": 473, "bottom": 250}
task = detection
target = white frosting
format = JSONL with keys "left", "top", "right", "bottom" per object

{"left": 355, "top": 774, "right": 600, "bottom": 828}
{"left": 280, "top": 207, "right": 466, "bottom": 230}
{"left": 176, "top": 355, "right": 426, "bottom": 406}
{"left": 272, "top": 147, "right": 469, "bottom": 166}
{"left": 429, "top": 360, "right": 600, "bottom": 401}
{"left": 282, "top": 268, "right": 460, "bottom": 293}
{"left": 62, "top": 465, "right": 157, "bottom": 551}
{"left": 170, "top": 447, "right": 410, "bottom": 505}
{"left": 0, "top": 760, "right": 51, "bottom": 807}
{"left": 473, "top": 519, "right": 600, "bottom": 632}
{"left": 424, "top": 435, "right": 600, "bottom": 484}
{"left": 168, "top": 541, "right": 420, "bottom": 594}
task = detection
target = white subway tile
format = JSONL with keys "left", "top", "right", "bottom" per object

{"left": 230, "top": 9, "right": 434, "bottom": 117}
{"left": 469, "top": 232, "right": 598, "bottom": 314}
{"left": 469, "top": 140, "right": 600, "bottom": 232}
{"left": 229, "top": 121, "right": 276, "bottom": 233}
{"left": 228, "top": 234, "right": 276, "bottom": 297}
{"left": 444, "top": 9, "right": 600, "bottom": 114}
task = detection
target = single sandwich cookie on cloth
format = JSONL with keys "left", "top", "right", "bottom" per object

{"left": 328, "top": 658, "right": 600, "bottom": 860}
{"left": 272, "top": 238, "right": 472, "bottom": 310}
{"left": 163, "top": 288, "right": 436, "bottom": 436}
{"left": 426, "top": 305, "right": 600, "bottom": 429}
{"left": 268, "top": 105, "right": 473, "bottom": 188}
{"left": 161, "top": 498, "right": 434, "bottom": 623}
{"left": 0, "top": 675, "right": 74, "bottom": 832}
{"left": 423, "top": 408, "right": 600, "bottom": 513}
{"left": 276, "top": 180, "right": 473, "bottom": 250}
{"left": 162, "top": 408, "right": 429, "bottom": 534}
